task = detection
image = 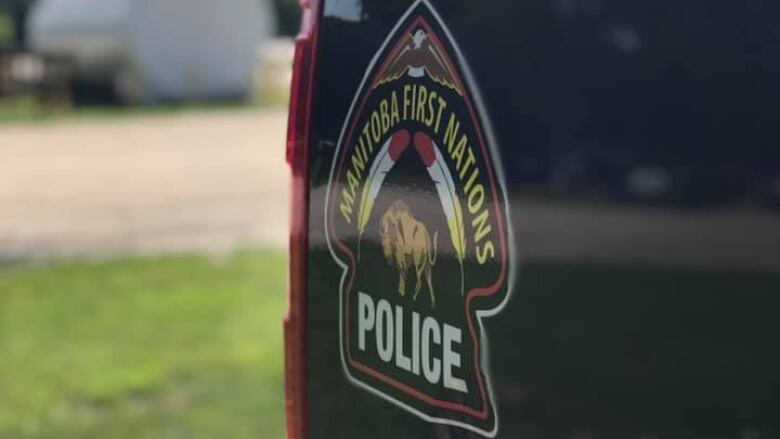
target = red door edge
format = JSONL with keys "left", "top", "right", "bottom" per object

{"left": 284, "top": 0, "right": 321, "bottom": 438}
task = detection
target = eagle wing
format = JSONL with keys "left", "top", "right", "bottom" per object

{"left": 373, "top": 31, "right": 462, "bottom": 95}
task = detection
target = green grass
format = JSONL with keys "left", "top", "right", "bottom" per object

{"left": 0, "top": 250, "right": 288, "bottom": 439}
{"left": 0, "top": 97, "right": 282, "bottom": 125}
{"left": 0, "top": 14, "right": 13, "bottom": 47}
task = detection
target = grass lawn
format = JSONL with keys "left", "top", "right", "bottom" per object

{"left": 0, "top": 250, "right": 287, "bottom": 439}
{"left": 0, "top": 97, "right": 280, "bottom": 125}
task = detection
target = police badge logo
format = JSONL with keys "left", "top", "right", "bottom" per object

{"left": 324, "top": 0, "right": 513, "bottom": 436}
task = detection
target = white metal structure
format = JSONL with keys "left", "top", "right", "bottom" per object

{"left": 28, "top": 0, "right": 275, "bottom": 103}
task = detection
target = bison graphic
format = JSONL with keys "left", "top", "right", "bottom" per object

{"left": 379, "top": 200, "right": 439, "bottom": 307}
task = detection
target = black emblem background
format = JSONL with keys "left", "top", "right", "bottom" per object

{"left": 325, "top": 1, "right": 512, "bottom": 435}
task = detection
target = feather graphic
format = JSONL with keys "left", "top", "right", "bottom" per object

{"left": 356, "top": 130, "right": 411, "bottom": 259}
{"left": 413, "top": 132, "right": 467, "bottom": 294}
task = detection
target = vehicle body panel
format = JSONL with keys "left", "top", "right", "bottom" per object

{"left": 291, "top": 1, "right": 780, "bottom": 437}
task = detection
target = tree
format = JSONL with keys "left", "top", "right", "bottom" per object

{"left": 0, "top": 0, "right": 35, "bottom": 48}
{"left": 271, "top": 0, "right": 301, "bottom": 37}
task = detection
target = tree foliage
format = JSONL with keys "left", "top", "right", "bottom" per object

{"left": 271, "top": 0, "right": 302, "bottom": 37}
{"left": 0, "top": 0, "right": 35, "bottom": 47}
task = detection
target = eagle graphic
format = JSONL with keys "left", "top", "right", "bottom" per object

{"left": 373, "top": 29, "right": 463, "bottom": 95}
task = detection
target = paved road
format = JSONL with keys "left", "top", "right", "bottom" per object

{"left": 0, "top": 109, "right": 291, "bottom": 262}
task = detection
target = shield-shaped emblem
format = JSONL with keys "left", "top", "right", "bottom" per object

{"left": 324, "top": 0, "right": 513, "bottom": 435}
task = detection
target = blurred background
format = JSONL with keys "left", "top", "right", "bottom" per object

{"left": 0, "top": 0, "right": 298, "bottom": 437}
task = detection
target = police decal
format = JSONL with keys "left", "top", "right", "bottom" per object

{"left": 324, "top": 0, "right": 513, "bottom": 436}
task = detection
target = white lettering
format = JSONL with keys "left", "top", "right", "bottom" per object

{"left": 395, "top": 306, "right": 412, "bottom": 372}
{"left": 354, "top": 294, "right": 467, "bottom": 393}
{"left": 376, "top": 300, "right": 394, "bottom": 362}
{"left": 412, "top": 311, "right": 420, "bottom": 375}
{"left": 443, "top": 324, "right": 468, "bottom": 393}
{"left": 421, "top": 317, "right": 442, "bottom": 384}
{"left": 358, "top": 292, "right": 375, "bottom": 351}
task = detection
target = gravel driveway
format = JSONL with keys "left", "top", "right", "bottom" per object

{"left": 0, "top": 108, "right": 290, "bottom": 262}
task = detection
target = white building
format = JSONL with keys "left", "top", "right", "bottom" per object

{"left": 27, "top": 0, "right": 275, "bottom": 103}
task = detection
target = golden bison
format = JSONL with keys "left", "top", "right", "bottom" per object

{"left": 379, "top": 200, "right": 439, "bottom": 307}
